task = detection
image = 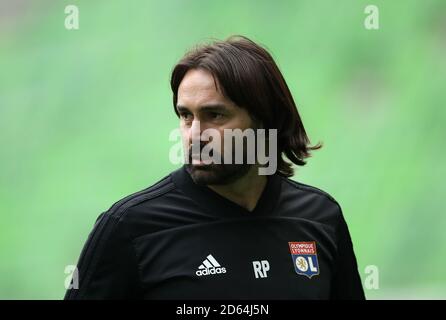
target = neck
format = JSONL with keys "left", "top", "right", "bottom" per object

{"left": 208, "top": 165, "right": 267, "bottom": 212}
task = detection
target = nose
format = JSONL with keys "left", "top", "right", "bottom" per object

{"left": 188, "top": 120, "right": 202, "bottom": 146}
{"left": 190, "top": 119, "right": 201, "bottom": 134}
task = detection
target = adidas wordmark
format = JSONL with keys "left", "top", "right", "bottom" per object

{"left": 196, "top": 254, "right": 227, "bottom": 277}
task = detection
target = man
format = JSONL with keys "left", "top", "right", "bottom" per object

{"left": 65, "top": 35, "right": 365, "bottom": 300}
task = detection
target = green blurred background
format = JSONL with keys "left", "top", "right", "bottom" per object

{"left": 1, "top": 0, "right": 445, "bottom": 299}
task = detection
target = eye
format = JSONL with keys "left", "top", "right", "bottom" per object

{"left": 179, "top": 112, "right": 193, "bottom": 121}
{"left": 210, "top": 112, "right": 224, "bottom": 120}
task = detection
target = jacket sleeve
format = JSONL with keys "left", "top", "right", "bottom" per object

{"left": 330, "top": 209, "right": 366, "bottom": 300}
{"left": 64, "top": 212, "right": 142, "bottom": 299}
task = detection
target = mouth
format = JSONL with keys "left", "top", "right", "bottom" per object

{"left": 190, "top": 145, "right": 208, "bottom": 166}
{"left": 189, "top": 152, "right": 209, "bottom": 167}
{"left": 188, "top": 145, "right": 220, "bottom": 167}
{"left": 191, "top": 159, "right": 207, "bottom": 166}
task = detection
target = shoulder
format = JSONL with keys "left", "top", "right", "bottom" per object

{"left": 83, "top": 172, "right": 179, "bottom": 247}
{"left": 280, "top": 176, "right": 340, "bottom": 207}
{"left": 103, "top": 173, "right": 176, "bottom": 221}
{"left": 93, "top": 168, "right": 192, "bottom": 239}
{"left": 67, "top": 175, "right": 178, "bottom": 299}
{"left": 278, "top": 176, "right": 346, "bottom": 228}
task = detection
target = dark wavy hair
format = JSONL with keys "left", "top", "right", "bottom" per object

{"left": 170, "top": 35, "right": 322, "bottom": 177}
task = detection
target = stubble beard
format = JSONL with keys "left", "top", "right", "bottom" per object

{"left": 185, "top": 161, "right": 253, "bottom": 186}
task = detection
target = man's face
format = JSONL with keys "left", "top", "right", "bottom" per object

{"left": 176, "top": 68, "right": 256, "bottom": 185}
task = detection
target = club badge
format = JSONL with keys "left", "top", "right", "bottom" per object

{"left": 288, "top": 241, "right": 320, "bottom": 278}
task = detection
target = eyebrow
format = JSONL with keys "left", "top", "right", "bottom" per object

{"left": 176, "top": 104, "right": 229, "bottom": 113}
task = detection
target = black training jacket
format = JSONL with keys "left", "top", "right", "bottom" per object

{"left": 64, "top": 165, "right": 365, "bottom": 300}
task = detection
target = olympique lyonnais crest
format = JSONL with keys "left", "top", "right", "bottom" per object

{"left": 288, "top": 241, "right": 320, "bottom": 278}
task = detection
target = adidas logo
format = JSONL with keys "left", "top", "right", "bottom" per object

{"left": 195, "top": 254, "right": 227, "bottom": 277}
